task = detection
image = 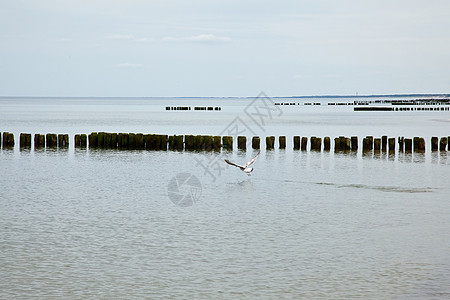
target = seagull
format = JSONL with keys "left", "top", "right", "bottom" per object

{"left": 224, "top": 151, "right": 261, "bottom": 176}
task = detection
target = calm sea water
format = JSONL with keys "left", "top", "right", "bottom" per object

{"left": 1, "top": 97, "right": 450, "bottom": 299}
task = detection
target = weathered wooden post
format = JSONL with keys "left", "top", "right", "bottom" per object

{"left": 46, "top": 133, "right": 57, "bottom": 148}
{"left": 160, "top": 135, "right": 168, "bottom": 150}
{"left": 252, "top": 136, "right": 260, "bottom": 149}
{"left": 74, "top": 134, "right": 81, "bottom": 148}
{"left": 334, "top": 137, "right": 341, "bottom": 151}
{"left": 351, "top": 136, "right": 358, "bottom": 151}
{"left": 440, "top": 137, "right": 448, "bottom": 151}
{"left": 136, "top": 133, "right": 144, "bottom": 150}
{"left": 3, "top": 132, "right": 14, "bottom": 148}
{"left": 382, "top": 136, "right": 387, "bottom": 151}
{"left": 118, "top": 133, "right": 126, "bottom": 149}
{"left": 184, "top": 135, "right": 194, "bottom": 151}
{"left": 194, "top": 135, "right": 204, "bottom": 150}
{"left": 324, "top": 137, "right": 331, "bottom": 151}
{"left": 431, "top": 137, "right": 438, "bottom": 151}
{"left": 0, "top": 131, "right": 2, "bottom": 148}
{"left": 213, "top": 136, "right": 222, "bottom": 150}
{"left": 310, "top": 137, "right": 322, "bottom": 151}
{"left": 266, "top": 136, "right": 275, "bottom": 150}
{"left": 238, "top": 136, "right": 246, "bottom": 150}
{"left": 293, "top": 136, "right": 300, "bottom": 150}
{"left": 110, "top": 133, "right": 117, "bottom": 149}
{"left": 362, "top": 136, "right": 373, "bottom": 152}
{"left": 89, "top": 132, "right": 98, "bottom": 149}
{"left": 301, "top": 137, "right": 308, "bottom": 151}
{"left": 388, "top": 138, "right": 395, "bottom": 152}
{"left": 128, "top": 133, "right": 136, "bottom": 149}
{"left": 398, "top": 137, "right": 404, "bottom": 152}
{"left": 204, "top": 136, "right": 212, "bottom": 151}
{"left": 97, "top": 132, "right": 105, "bottom": 148}
{"left": 279, "top": 136, "right": 286, "bottom": 149}
{"left": 58, "top": 134, "right": 68, "bottom": 148}
{"left": 35, "top": 134, "right": 45, "bottom": 149}
{"left": 222, "top": 136, "right": 233, "bottom": 150}
{"left": 20, "top": 133, "right": 32, "bottom": 149}
{"left": 373, "top": 138, "right": 381, "bottom": 152}
{"left": 404, "top": 138, "right": 413, "bottom": 152}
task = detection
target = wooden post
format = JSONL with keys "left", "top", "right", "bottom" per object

{"left": 266, "top": 136, "right": 275, "bottom": 150}
{"left": 222, "top": 136, "right": 233, "bottom": 150}
{"left": 351, "top": 136, "right": 358, "bottom": 151}
{"left": 136, "top": 133, "right": 144, "bottom": 150}
{"left": 388, "top": 138, "right": 395, "bottom": 152}
{"left": 431, "top": 137, "right": 438, "bottom": 151}
{"left": 398, "top": 137, "right": 404, "bottom": 152}
{"left": 279, "top": 136, "right": 286, "bottom": 149}
{"left": 293, "top": 136, "right": 300, "bottom": 150}
{"left": 374, "top": 138, "right": 381, "bottom": 151}
{"left": 362, "top": 136, "right": 372, "bottom": 152}
{"left": 89, "top": 132, "right": 98, "bottom": 149}
{"left": 440, "top": 137, "right": 448, "bottom": 151}
{"left": 20, "top": 133, "right": 32, "bottom": 148}
{"left": 324, "top": 137, "right": 330, "bottom": 151}
{"left": 404, "top": 138, "right": 412, "bottom": 152}
{"left": 238, "top": 136, "right": 246, "bottom": 150}
{"left": 252, "top": 136, "right": 260, "bottom": 149}
{"left": 46, "top": 133, "right": 57, "bottom": 148}
{"left": 213, "top": 136, "right": 222, "bottom": 150}
{"left": 310, "top": 137, "right": 321, "bottom": 151}
{"left": 204, "top": 136, "right": 212, "bottom": 151}
{"left": 381, "top": 136, "right": 387, "bottom": 151}
{"left": 301, "top": 137, "right": 308, "bottom": 151}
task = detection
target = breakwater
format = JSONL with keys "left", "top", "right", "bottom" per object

{"left": 1, "top": 132, "right": 449, "bottom": 152}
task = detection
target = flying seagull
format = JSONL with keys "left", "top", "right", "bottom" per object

{"left": 224, "top": 151, "right": 261, "bottom": 176}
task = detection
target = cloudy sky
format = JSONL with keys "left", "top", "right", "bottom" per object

{"left": 1, "top": 0, "right": 449, "bottom": 97}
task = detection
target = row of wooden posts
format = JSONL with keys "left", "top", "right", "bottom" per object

{"left": 1, "top": 132, "right": 449, "bottom": 152}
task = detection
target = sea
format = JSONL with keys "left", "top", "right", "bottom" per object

{"left": 1, "top": 95, "right": 450, "bottom": 299}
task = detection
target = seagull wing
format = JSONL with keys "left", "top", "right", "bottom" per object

{"left": 245, "top": 151, "right": 261, "bottom": 167}
{"left": 224, "top": 159, "right": 245, "bottom": 170}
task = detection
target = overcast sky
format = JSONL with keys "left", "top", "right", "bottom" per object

{"left": 1, "top": 0, "right": 449, "bottom": 97}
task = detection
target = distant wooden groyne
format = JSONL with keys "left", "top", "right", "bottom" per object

{"left": 1, "top": 132, "right": 449, "bottom": 153}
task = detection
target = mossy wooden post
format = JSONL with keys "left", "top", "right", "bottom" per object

{"left": 20, "top": 133, "right": 31, "bottom": 149}
{"left": 74, "top": 134, "right": 81, "bottom": 148}
{"left": 8, "top": 133, "right": 15, "bottom": 148}
{"left": 97, "top": 132, "right": 105, "bottom": 148}
{"left": 252, "top": 136, "right": 260, "bottom": 149}
{"left": 398, "top": 137, "right": 404, "bottom": 152}
{"left": 0, "top": 131, "right": 2, "bottom": 148}
{"left": 136, "top": 133, "right": 144, "bottom": 150}
{"left": 373, "top": 138, "right": 381, "bottom": 152}
{"left": 184, "top": 135, "right": 194, "bottom": 151}
{"left": 89, "top": 132, "right": 98, "bottom": 149}
{"left": 105, "top": 133, "right": 112, "bottom": 148}
{"left": 46, "top": 133, "right": 57, "bottom": 148}
{"left": 2, "top": 132, "right": 6, "bottom": 148}
{"left": 266, "top": 136, "right": 275, "bottom": 150}
{"left": 222, "top": 136, "right": 233, "bottom": 150}
{"left": 404, "top": 138, "right": 412, "bottom": 152}
{"left": 110, "top": 133, "right": 117, "bottom": 149}
{"left": 175, "top": 135, "right": 184, "bottom": 151}
{"left": 238, "top": 136, "right": 246, "bottom": 151}
{"left": 310, "top": 137, "right": 321, "bottom": 151}
{"left": 324, "top": 137, "right": 331, "bottom": 151}
{"left": 193, "top": 135, "right": 204, "bottom": 150}
{"left": 334, "top": 137, "right": 341, "bottom": 151}
{"left": 127, "top": 133, "right": 136, "bottom": 149}
{"left": 431, "top": 137, "right": 438, "bottom": 151}
{"left": 213, "top": 136, "right": 222, "bottom": 151}
{"left": 279, "top": 136, "right": 286, "bottom": 149}
{"left": 381, "top": 136, "right": 387, "bottom": 151}
{"left": 35, "top": 134, "right": 44, "bottom": 149}
{"left": 58, "top": 134, "right": 68, "bottom": 148}
{"left": 388, "top": 138, "right": 395, "bottom": 152}
{"left": 203, "top": 136, "right": 212, "bottom": 151}
{"left": 440, "top": 137, "right": 448, "bottom": 151}
{"left": 160, "top": 135, "right": 168, "bottom": 150}
{"left": 301, "top": 137, "right": 308, "bottom": 151}
{"left": 417, "top": 137, "right": 425, "bottom": 152}
{"left": 293, "top": 136, "right": 300, "bottom": 150}
{"left": 362, "top": 137, "right": 372, "bottom": 152}
{"left": 350, "top": 136, "right": 358, "bottom": 151}
{"left": 117, "top": 133, "right": 124, "bottom": 149}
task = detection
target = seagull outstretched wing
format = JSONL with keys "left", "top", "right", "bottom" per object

{"left": 245, "top": 151, "right": 260, "bottom": 167}
{"left": 224, "top": 159, "right": 245, "bottom": 171}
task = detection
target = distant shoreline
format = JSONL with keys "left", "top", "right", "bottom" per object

{"left": 0, "top": 93, "right": 449, "bottom": 99}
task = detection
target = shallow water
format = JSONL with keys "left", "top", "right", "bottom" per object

{"left": 1, "top": 97, "right": 450, "bottom": 299}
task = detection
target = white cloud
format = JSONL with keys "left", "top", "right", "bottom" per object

{"left": 162, "top": 34, "right": 231, "bottom": 43}
{"left": 106, "top": 34, "right": 153, "bottom": 43}
{"left": 117, "top": 63, "right": 143, "bottom": 68}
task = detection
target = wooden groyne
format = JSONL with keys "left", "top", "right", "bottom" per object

{"left": 1, "top": 132, "right": 449, "bottom": 153}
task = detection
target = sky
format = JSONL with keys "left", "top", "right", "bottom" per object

{"left": 1, "top": 0, "right": 449, "bottom": 97}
